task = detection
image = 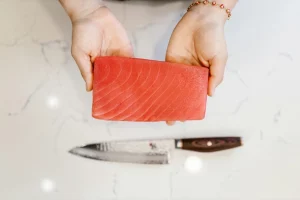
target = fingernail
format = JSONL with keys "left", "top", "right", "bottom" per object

{"left": 167, "top": 121, "right": 175, "bottom": 126}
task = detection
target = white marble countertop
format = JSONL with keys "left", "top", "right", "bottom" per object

{"left": 1, "top": 0, "right": 300, "bottom": 199}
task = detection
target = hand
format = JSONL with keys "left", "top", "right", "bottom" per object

{"left": 71, "top": 6, "right": 133, "bottom": 91}
{"left": 165, "top": 5, "right": 228, "bottom": 125}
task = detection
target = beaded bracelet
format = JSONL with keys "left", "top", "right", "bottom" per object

{"left": 187, "top": 1, "right": 232, "bottom": 20}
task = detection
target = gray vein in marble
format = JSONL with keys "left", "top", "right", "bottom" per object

{"left": 169, "top": 172, "right": 173, "bottom": 200}
{"left": 54, "top": 115, "right": 88, "bottom": 154}
{"left": 168, "top": 167, "right": 182, "bottom": 200}
{"left": 260, "top": 130, "right": 264, "bottom": 141}
{"left": 277, "top": 136, "right": 289, "bottom": 145}
{"left": 232, "top": 97, "right": 248, "bottom": 115}
{"left": 0, "top": 26, "right": 34, "bottom": 47}
{"left": 113, "top": 173, "right": 118, "bottom": 198}
{"left": 0, "top": 36, "right": 24, "bottom": 47}
{"left": 279, "top": 52, "right": 293, "bottom": 61}
{"left": 54, "top": 118, "right": 68, "bottom": 155}
{"left": 226, "top": 68, "right": 249, "bottom": 88}
{"left": 8, "top": 79, "right": 46, "bottom": 116}
{"left": 267, "top": 67, "right": 277, "bottom": 77}
{"left": 273, "top": 109, "right": 281, "bottom": 123}
{"left": 32, "top": 39, "right": 70, "bottom": 66}
{"left": 130, "top": 31, "right": 138, "bottom": 55}
{"left": 131, "top": 31, "right": 138, "bottom": 49}
{"left": 41, "top": 40, "right": 69, "bottom": 64}
{"left": 267, "top": 52, "right": 293, "bottom": 76}
{"left": 107, "top": 124, "right": 112, "bottom": 136}
{"left": 266, "top": 63, "right": 281, "bottom": 77}
{"left": 179, "top": 11, "right": 185, "bottom": 18}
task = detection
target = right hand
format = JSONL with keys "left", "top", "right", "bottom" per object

{"left": 71, "top": 6, "right": 133, "bottom": 91}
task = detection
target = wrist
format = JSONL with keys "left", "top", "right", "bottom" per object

{"left": 189, "top": 0, "right": 237, "bottom": 24}
{"left": 192, "top": 0, "right": 236, "bottom": 9}
{"left": 59, "top": 0, "right": 105, "bottom": 22}
{"left": 189, "top": 3, "right": 228, "bottom": 24}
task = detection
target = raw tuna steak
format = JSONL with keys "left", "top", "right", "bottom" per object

{"left": 92, "top": 56, "right": 209, "bottom": 122}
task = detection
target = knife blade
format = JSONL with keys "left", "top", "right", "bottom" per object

{"left": 69, "top": 140, "right": 171, "bottom": 164}
{"left": 69, "top": 137, "right": 242, "bottom": 164}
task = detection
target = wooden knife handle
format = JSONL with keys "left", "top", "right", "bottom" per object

{"left": 175, "top": 137, "right": 242, "bottom": 152}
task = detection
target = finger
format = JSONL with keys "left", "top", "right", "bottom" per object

{"left": 208, "top": 53, "right": 228, "bottom": 96}
{"left": 166, "top": 121, "right": 176, "bottom": 126}
{"left": 72, "top": 48, "right": 93, "bottom": 91}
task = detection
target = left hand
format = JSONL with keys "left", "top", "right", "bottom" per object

{"left": 165, "top": 5, "right": 228, "bottom": 126}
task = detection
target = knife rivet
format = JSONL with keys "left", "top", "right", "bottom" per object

{"left": 176, "top": 140, "right": 183, "bottom": 148}
{"left": 207, "top": 141, "right": 213, "bottom": 146}
{"left": 150, "top": 142, "right": 157, "bottom": 150}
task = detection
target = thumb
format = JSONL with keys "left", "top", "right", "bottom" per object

{"left": 72, "top": 48, "right": 93, "bottom": 91}
{"left": 208, "top": 53, "right": 227, "bottom": 96}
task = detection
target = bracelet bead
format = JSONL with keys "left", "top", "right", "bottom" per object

{"left": 187, "top": 1, "right": 232, "bottom": 20}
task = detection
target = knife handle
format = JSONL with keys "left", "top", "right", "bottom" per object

{"left": 175, "top": 137, "right": 242, "bottom": 152}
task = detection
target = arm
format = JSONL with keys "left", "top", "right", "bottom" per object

{"left": 59, "top": 0, "right": 105, "bottom": 21}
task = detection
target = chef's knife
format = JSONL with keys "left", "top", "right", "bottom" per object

{"left": 69, "top": 137, "right": 242, "bottom": 165}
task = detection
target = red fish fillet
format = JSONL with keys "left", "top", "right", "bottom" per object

{"left": 92, "top": 56, "right": 209, "bottom": 122}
